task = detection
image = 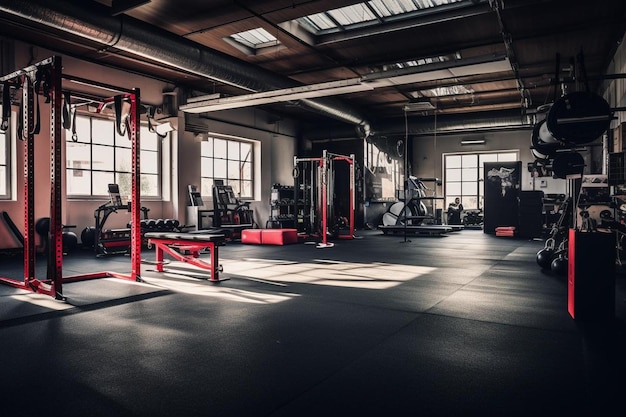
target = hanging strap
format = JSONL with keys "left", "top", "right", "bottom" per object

{"left": 1, "top": 82, "right": 10, "bottom": 131}
{"left": 71, "top": 102, "right": 78, "bottom": 142}
{"left": 62, "top": 91, "right": 72, "bottom": 130}
{"left": 147, "top": 107, "right": 166, "bottom": 138}
{"left": 114, "top": 94, "right": 129, "bottom": 137}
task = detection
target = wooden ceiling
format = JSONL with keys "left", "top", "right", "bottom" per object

{"left": 1, "top": 0, "right": 625, "bottom": 136}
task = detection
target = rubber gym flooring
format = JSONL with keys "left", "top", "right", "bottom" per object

{"left": 1, "top": 229, "right": 625, "bottom": 417}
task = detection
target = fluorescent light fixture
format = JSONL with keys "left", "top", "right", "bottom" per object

{"left": 180, "top": 54, "right": 510, "bottom": 114}
{"left": 180, "top": 79, "right": 373, "bottom": 113}
{"left": 404, "top": 99, "right": 435, "bottom": 112}
{"left": 460, "top": 139, "right": 486, "bottom": 145}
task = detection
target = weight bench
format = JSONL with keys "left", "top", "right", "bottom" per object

{"left": 144, "top": 232, "right": 227, "bottom": 282}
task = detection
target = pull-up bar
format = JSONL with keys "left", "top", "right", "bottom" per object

{"left": 294, "top": 149, "right": 355, "bottom": 248}
{"left": 0, "top": 56, "right": 144, "bottom": 300}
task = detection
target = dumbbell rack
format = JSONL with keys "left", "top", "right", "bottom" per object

{"left": 94, "top": 202, "right": 150, "bottom": 256}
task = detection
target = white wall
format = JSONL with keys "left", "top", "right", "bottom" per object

{"left": 411, "top": 129, "right": 569, "bottom": 199}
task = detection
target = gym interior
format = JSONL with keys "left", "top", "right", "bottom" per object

{"left": 1, "top": 1, "right": 626, "bottom": 416}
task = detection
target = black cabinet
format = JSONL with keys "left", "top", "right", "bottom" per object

{"left": 269, "top": 184, "right": 296, "bottom": 228}
{"left": 567, "top": 229, "right": 615, "bottom": 320}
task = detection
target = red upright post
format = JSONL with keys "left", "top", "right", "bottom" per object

{"left": 129, "top": 89, "right": 142, "bottom": 282}
{"left": 22, "top": 71, "right": 36, "bottom": 287}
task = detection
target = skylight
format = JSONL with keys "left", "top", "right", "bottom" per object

{"left": 373, "top": 52, "right": 462, "bottom": 72}
{"left": 298, "top": 0, "right": 465, "bottom": 34}
{"left": 420, "top": 85, "right": 475, "bottom": 97}
{"left": 229, "top": 28, "right": 280, "bottom": 49}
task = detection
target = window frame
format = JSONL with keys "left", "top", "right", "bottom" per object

{"left": 444, "top": 150, "right": 519, "bottom": 210}
{"left": 200, "top": 134, "right": 256, "bottom": 201}
{"left": 65, "top": 114, "right": 162, "bottom": 199}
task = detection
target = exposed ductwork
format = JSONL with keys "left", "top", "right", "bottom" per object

{"left": 0, "top": 0, "right": 371, "bottom": 137}
{"left": 302, "top": 109, "right": 532, "bottom": 141}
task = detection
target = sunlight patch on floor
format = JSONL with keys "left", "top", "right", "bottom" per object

{"left": 221, "top": 258, "right": 436, "bottom": 289}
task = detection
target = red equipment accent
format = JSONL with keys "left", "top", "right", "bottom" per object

{"left": 0, "top": 56, "right": 145, "bottom": 300}
{"left": 144, "top": 232, "right": 227, "bottom": 282}
{"left": 293, "top": 150, "right": 356, "bottom": 248}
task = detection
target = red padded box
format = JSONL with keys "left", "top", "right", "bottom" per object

{"left": 495, "top": 226, "right": 516, "bottom": 237}
{"left": 241, "top": 229, "right": 262, "bottom": 244}
{"left": 261, "top": 228, "right": 298, "bottom": 245}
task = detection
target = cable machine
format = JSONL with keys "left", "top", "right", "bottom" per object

{"left": 0, "top": 56, "right": 144, "bottom": 300}
{"left": 293, "top": 150, "right": 355, "bottom": 248}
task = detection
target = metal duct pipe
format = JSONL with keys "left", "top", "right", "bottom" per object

{"left": 0, "top": 0, "right": 370, "bottom": 134}
{"left": 303, "top": 110, "right": 531, "bottom": 141}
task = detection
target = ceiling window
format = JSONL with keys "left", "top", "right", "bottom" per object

{"left": 227, "top": 28, "right": 281, "bottom": 53}
{"left": 298, "top": 0, "right": 465, "bottom": 34}
{"left": 421, "top": 85, "right": 475, "bottom": 97}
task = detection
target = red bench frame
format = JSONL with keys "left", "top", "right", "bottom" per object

{"left": 145, "top": 232, "right": 226, "bottom": 282}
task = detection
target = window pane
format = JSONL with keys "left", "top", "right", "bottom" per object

{"left": 66, "top": 169, "right": 91, "bottom": 195}
{"left": 214, "top": 138, "right": 227, "bottom": 155}
{"left": 462, "top": 154, "right": 478, "bottom": 167}
{"left": 241, "top": 161, "right": 252, "bottom": 180}
{"left": 0, "top": 134, "right": 5, "bottom": 164}
{"left": 214, "top": 158, "right": 227, "bottom": 178}
{"left": 201, "top": 157, "right": 213, "bottom": 177}
{"left": 93, "top": 145, "right": 114, "bottom": 171}
{"left": 446, "top": 155, "right": 462, "bottom": 168}
{"left": 480, "top": 153, "right": 498, "bottom": 164}
{"left": 92, "top": 119, "right": 114, "bottom": 145}
{"left": 241, "top": 142, "right": 252, "bottom": 162}
{"left": 116, "top": 172, "right": 132, "bottom": 197}
{"left": 240, "top": 180, "right": 252, "bottom": 199}
{"left": 201, "top": 177, "right": 213, "bottom": 198}
{"left": 228, "top": 160, "right": 240, "bottom": 180}
{"left": 202, "top": 138, "right": 213, "bottom": 157}
{"left": 462, "top": 182, "right": 476, "bottom": 195}
{"left": 0, "top": 167, "right": 6, "bottom": 195}
{"left": 446, "top": 168, "right": 461, "bottom": 181}
{"left": 228, "top": 181, "right": 240, "bottom": 197}
{"left": 92, "top": 171, "right": 115, "bottom": 195}
{"left": 141, "top": 127, "right": 159, "bottom": 151}
{"left": 115, "top": 146, "right": 132, "bottom": 172}
{"left": 498, "top": 152, "right": 518, "bottom": 162}
{"left": 462, "top": 167, "right": 477, "bottom": 181}
{"left": 141, "top": 150, "right": 158, "bottom": 174}
{"left": 447, "top": 182, "right": 461, "bottom": 195}
{"left": 141, "top": 174, "right": 159, "bottom": 196}
{"left": 66, "top": 141, "right": 91, "bottom": 167}
{"left": 228, "top": 141, "right": 240, "bottom": 160}
{"left": 462, "top": 196, "right": 477, "bottom": 209}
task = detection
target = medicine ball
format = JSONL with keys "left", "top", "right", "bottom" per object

{"left": 81, "top": 226, "right": 96, "bottom": 248}
{"left": 35, "top": 217, "right": 50, "bottom": 237}
{"left": 63, "top": 232, "right": 78, "bottom": 253}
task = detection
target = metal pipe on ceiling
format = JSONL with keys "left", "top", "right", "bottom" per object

{"left": 302, "top": 109, "right": 531, "bottom": 141}
{"left": 0, "top": 0, "right": 371, "bottom": 136}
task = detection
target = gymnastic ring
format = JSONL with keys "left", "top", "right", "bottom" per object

{"left": 292, "top": 166, "right": 300, "bottom": 178}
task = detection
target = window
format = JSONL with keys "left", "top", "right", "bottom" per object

{"left": 65, "top": 115, "right": 161, "bottom": 198}
{"left": 226, "top": 27, "right": 282, "bottom": 55}
{"left": 444, "top": 151, "right": 518, "bottom": 209}
{"left": 0, "top": 120, "right": 8, "bottom": 199}
{"left": 298, "top": 0, "right": 465, "bottom": 34}
{"left": 200, "top": 135, "right": 254, "bottom": 200}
